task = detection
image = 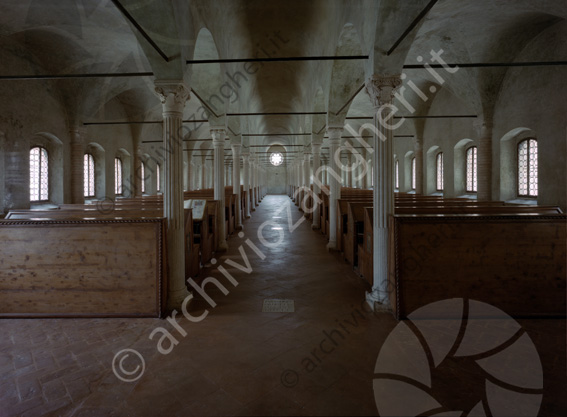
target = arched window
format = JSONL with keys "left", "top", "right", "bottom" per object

{"left": 114, "top": 157, "right": 123, "bottom": 195}
{"left": 466, "top": 146, "right": 477, "bottom": 192}
{"left": 411, "top": 157, "right": 416, "bottom": 190}
{"left": 84, "top": 153, "right": 95, "bottom": 197}
{"left": 436, "top": 152, "right": 444, "bottom": 191}
{"left": 395, "top": 160, "right": 399, "bottom": 189}
{"left": 518, "top": 138, "right": 538, "bottom": 197}
{"left": 141, "top": 162, "right": 146, "bottom": 193}
{"left": 157, "top": 163, "right": 161, "bottom": 192}
{"left": 30, "top": 147, "right": 49, "bottom": 202}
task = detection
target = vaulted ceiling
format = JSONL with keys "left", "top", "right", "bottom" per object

{"left": 0, "top": 0, "right": 565, "bottom": 164}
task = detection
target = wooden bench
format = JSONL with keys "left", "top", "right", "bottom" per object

{"left": 184, "top": 188, "right": 235, "bottom": 238}
{"left": 344, "top": 202, "right": 372, "bottom": 268}
{"left": 7, "top": 204, "right": 209, "bottom": 279}
{"left": 358, "top": 207, "right": 373, "bottom": 283}
{"left": 389, "top": 214, "right": 567, "bottom": 319}
{"left": 0, "top": 218, "right": 166, "bottom": 317}
{"left": 334, "top": 195, "right": 564, "bottom": 289}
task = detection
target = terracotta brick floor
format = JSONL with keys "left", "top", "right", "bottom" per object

{"left": 0, "top": 195, "right": 565, "bottom": 416}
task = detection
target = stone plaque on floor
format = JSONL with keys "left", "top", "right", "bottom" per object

{"left": 262, "top": 299, "right": 295, "bottom": 313}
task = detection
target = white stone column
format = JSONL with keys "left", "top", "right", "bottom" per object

{"left": 476, "top": 119, "right": 493, "bottom": 201}
{"left": 250, "top": 157, "right": 256, "bottom": 211}
{"left": 365, "top": 74, "right": 402, "bottom": 310}
{"left": 212, "top": 128, "right": 228, "bottom": 251}
{"left": 255, "top": 162, "right": 259, "bottom": 203}
{"left": 347, "top": 151, "right": 353, "bottom": 188}
{"left": 255, "top": 160, "right": 260, "bottom": 203}
{"left": 326, "top": 126, "right": 343, "bottom": 250}
{"left": 154, "top": 81, "right": 191, "bottom": 310}
{"left": 232, "top": 143, "right": 242, "bottom": 229}
{"left": 225, "top": 160, "right": 230, "bottom": 187}
{"left": 365, "top": 149, "right": 372, "bottom": 189}
{"left": 185, "top": 151, "right": 193, "bottom": 191}
{"left": 200, "top": 159, "right": 206, "bottom": 189}
{"left": 312, "top": 142, "right": 322, "bottom": 229}
{"left": 303, "top": 152, "right": 311, "bottom": 216}
{"left": 242, "top": 152, "right": 251, "bottom": 218}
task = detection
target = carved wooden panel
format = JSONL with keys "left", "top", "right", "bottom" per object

{"left": 0, "top": 219, "right": 165, "bottom": 317}
{"left": 393, "top": 215, "right": 567, "bottom": 319}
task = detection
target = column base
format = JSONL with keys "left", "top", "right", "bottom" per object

{"left": 365, "top": 290, "right": 391, "bottom": 313}
{"left": 251, "top": 208, "right": 256, "bottom": 212}
{"left": 217, "top": 240, "right": 229, "bottom": 252}
{"left": 326, "top": 241, "right": 337, "bottom": 251}
{"left": 311, "top": 224, "right": 320, "bottom": 230}
{"left": 167, "top": 287, "right": 192, "bottom": 312}
{"left": 245, "top": 215, "right": 251, "bottom": 219}
{"left": 235, "top": 225, "right": 243, "bottom": 231}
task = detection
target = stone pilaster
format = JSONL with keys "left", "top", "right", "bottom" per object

{"left": 475, "top": 119, "right": 493, "bottom": 201}
{"left": 414, "top": 138, "right": 423, "bottom": 194}
{"left": 70, "top": 128, "right": 85, "bottom": 204}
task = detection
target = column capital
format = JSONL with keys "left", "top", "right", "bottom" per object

{"left": 365, "top": 74, "right": 402, "bottom": 107}
{"left": 154, "top": 81, "right": 190, "bottom": 113}
{"left": 211, "top": 128, "right": 226, "bottom": 145}
{"left": 327, "top": 126, "right": 343, "bottom": 144}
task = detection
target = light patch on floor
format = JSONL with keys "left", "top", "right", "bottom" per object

{"left": 262, "top": 299, "right": 295, "bottom": 313}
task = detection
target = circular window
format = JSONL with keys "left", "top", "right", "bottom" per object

{"left": 270, "top": 152, "right": 283, "bottom": 166}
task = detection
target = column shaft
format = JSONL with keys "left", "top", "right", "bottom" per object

{"left": 312, "top": 143, "right": 322, "bottom": 229}
{"left": 212, "top": 129, "right": 228, "bottom": 250}
{"left": 232, "top": 144, "right": 242, "bottom": 229}
{"left": 365, "top": 74, "right": 402, "bottom": 309}
{"left": 154, "top": 81, "right": 191, "bottom": 310}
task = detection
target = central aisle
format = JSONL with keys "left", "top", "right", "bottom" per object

{"left": 130, "top": 194, "right": 396, "bottom": 416}
{"left": 163, "top": 194, "right": 395, "bottom": 415}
